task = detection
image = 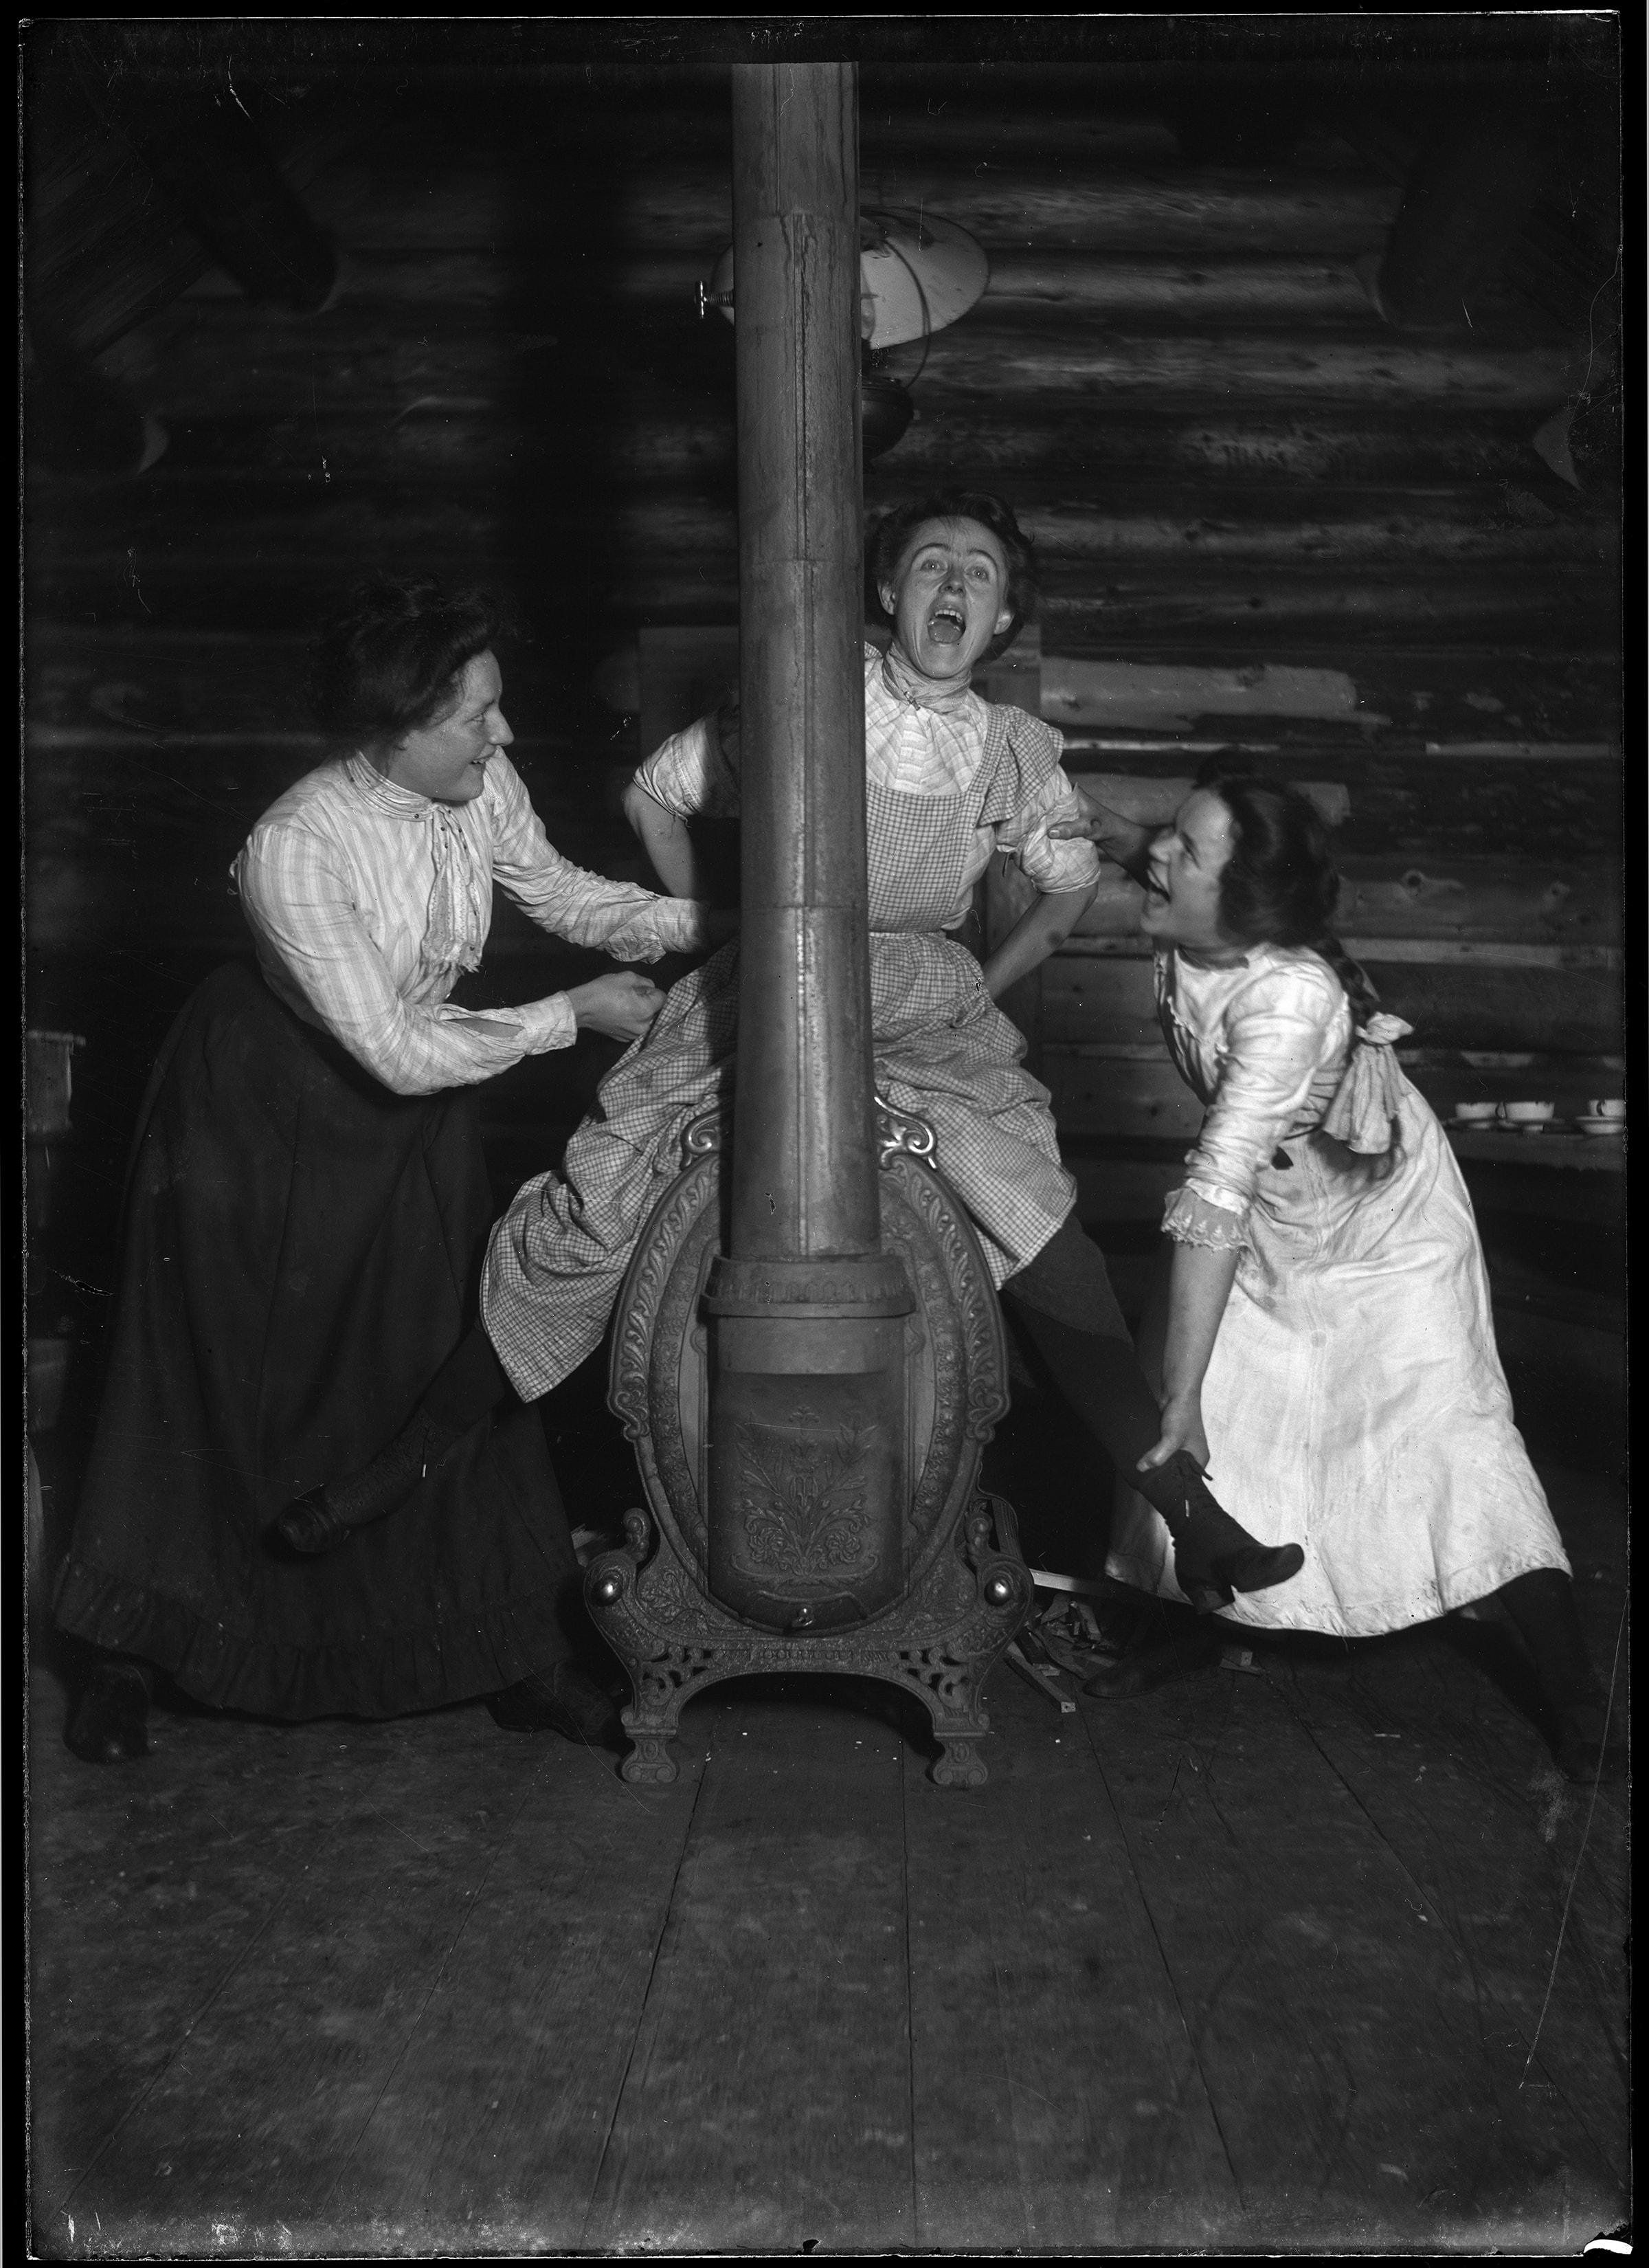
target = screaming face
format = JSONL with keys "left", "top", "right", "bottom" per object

{"left": 879, "top": 515, "right": 1016, "bottom": 681}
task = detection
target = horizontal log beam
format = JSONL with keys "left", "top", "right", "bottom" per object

{"left": 25, "top": 551, "right": 1617, "bottom": 649}
{"left": 1041, "top": 1023, "right": 1625, "bottom": 1142}
{"left": 1041, "top": 961, "right": 1620, "bottom": 1055}
{"left": 26, "top": 627, "right": 1622, "bottom": 742}
{"left": 29, "top": 492, "right": 1615, "bottom": 590}
{"left": 990, "top": 848, "right": 1620, "bottom": 948}
{"left": 129, "top": 402, "right": 1588, "bottom": 488}
{"left": 109, "top": 301, "right": 1578, "bottom": 416}
{"left": 266, "top": 245, "right": 1404, "bottom": 322}
{"left": 897, "top": 324, "right": 1573, "bottom": 404}
{"left": 26, "top": 638, "right": 1621, "bottom": 871}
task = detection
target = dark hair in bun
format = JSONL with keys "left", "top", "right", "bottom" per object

{"left": 1193, "top": 761, "right": 1381, "bottom": 1026}
{"left": 868, "top": 490, "right": 1039, "bottom": 663}
{"left": 311, "top": 577, "right": 505, "bottom": 750}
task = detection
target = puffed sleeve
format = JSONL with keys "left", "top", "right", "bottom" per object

{"left": 630, "top": 699, "right": 743, "bottom": 820}
{"left": 996, "top": 759, "right": 1103, "bottom": 894}
{"left": 1163, "top": 963, "right": 1349, "bottom": 1249}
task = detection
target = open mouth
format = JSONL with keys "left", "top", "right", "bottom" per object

{"left": 926, "top": 603, "right": 967, "bottom": 646}
{"left": 1143, "top": 863, "right": 1170, "bottom": 902}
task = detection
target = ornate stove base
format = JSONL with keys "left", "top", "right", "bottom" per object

{"left": 588, "top": 1103, "right": 1028, "bottom": 1788}
{"left": 587, "top": 1491, "right": 1031, "bottom": 1788}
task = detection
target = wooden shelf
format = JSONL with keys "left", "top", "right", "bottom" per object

{"left": 1444, "top": 1127, "right": 1624, "bottom": 1170}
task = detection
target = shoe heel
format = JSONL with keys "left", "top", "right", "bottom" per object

{"left": 1216, "top": 1542, "right": 1305, "bottom": 1597}
{"left": 273, "top": 1491, "right": 349, "bottom": 1556}
{"left": 1171, "top": 1555, "right": 1235, "bottom": 1616}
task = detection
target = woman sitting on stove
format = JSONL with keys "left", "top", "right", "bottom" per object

{"left": 462, "top": 491, "right": 1304, "bottom": 1616}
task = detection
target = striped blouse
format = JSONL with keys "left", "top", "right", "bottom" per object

{"left": 232, "top": 752, "right": 707, "bottom": 1097}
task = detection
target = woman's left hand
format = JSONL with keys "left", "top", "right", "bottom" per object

{"left": 1137, "top": 1390, "right": 1210, "bottom": 1474}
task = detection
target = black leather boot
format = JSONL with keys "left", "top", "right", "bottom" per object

{"left": 1002, "top": 1295, "right": 1305, "bottom": 1616}
{"left": 275, "top": 1410, "right": 466, "bottom": 1555}
{"left": 1551, "top": 1697, "right": 1627, "bottom": 1786}
{"left": 487, "top": 1663, "right": 627, "bottom": 1749}
{"left": 1497, "top": 1569, "right": 1626, "bottom": 1784}
{"left": 1145, "top": 1449, "right": 1306, "bottom": 1615}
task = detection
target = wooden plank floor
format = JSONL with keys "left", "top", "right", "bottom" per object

{"left": 29, "top": 1465, "right": 1626, "bottom": 2258}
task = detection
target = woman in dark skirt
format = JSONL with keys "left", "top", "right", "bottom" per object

{"left": 55, "top": 577, "right": 716, "bottom": 1762}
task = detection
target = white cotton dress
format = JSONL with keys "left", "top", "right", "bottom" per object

{"left": 1106, "top": 942, "right": 1570, "bottom": 1636}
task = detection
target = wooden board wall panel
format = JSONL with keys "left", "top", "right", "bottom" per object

{"left": 1042, "top": 961, "right": 1168, "bottom": 1052}
{"left": 900, "top": 323, "right": 1575, "bottom": 407}
{"left": 207, "top": 246, "right": 1402, "bottom": 328}
{"left": 25, "top": 639, "right": 1623, "bottom": 792}
{"left": 991, "top": 853, "right": 1622, "bottom": 947}
{"left": 1044, "top": 1057, "right": 1204, "bottom": 1143}
{"left": 37, "top": 479, "right": 1612, "bottom": 580}
{"left": 137, "top": 403, "right": 1595, "bottom": 489}
{"left": 25, "top": 629, "right": 612, "bottom": 739}
{"left": 28, "top": 559, "right": 1613, "bottom": 650}
{"left": 1351, "top": 961, "right": 1623, "bottom": 1055}
{"left": 1044, "top": 654, "right": 1620, "bottom": 757}
{"left": 1033, "top": 570, "right": 1611, "bottom": 652}
{"left": 618, "top": 168, "right": 1406, "bottom": 259}
{"left": 88, "top": 289, "right": 1576, "bottom": 423}
{"left": 978, "top": 253, "right": 1391, "bottom": 323}
{"left": 1040, "top": 1016, "right": 1624, "bottom": 1144}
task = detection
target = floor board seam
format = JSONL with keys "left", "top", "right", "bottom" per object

{"left": 41, "top": 1875, "right": 298, "bottom": 2241}
{"left": 311, "top": 1747, "right": 548, "bottom": 2225}
{"left": 577, "top": 1723, "right": 713, "bottom": 2248}
{"left": 1077, "top": 1700, "right": 1249, "bottom": 2221}
{"left": 1264, "top": 1665, "right": 1628, "bottom": 2188}
{"left": 897, "top": 1737, "right": 920, "bottom": 2250}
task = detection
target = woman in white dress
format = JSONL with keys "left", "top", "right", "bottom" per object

{"left": 1059, "top": 768, "right": 1622, "bottom": 1781}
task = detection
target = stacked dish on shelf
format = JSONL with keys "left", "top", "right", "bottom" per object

{"left": 1573, "top": 1099, "right": 1628, "bottom": 1139}
{"left": 1446, "top": 1098, "right": 1625, "bottom": 1139}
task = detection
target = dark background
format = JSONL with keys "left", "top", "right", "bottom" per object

{"left": 23, "top": 16, "right": 1624, "bottom": 1569}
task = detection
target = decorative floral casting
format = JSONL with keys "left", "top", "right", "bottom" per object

{"left": 734, "top": 1408, "right": 880, "bottom": 1575}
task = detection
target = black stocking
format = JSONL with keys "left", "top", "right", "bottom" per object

{"left": 1003, "top": 1219, "right": 1301, "bottom": 1603}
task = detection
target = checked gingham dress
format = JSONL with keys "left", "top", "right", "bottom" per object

{"left": 482, "top": 645, "right": 1101, "bottom": 1402}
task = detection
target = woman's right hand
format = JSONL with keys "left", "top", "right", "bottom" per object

{"left": 1136, "top": 1390, "right": 1211, "bottom": 1476}
{"left": 1049, "top": 790, "right": 1157, "bottom": 873}
{"left": 565, "top": 971, "right": 667, "bottom": 1041}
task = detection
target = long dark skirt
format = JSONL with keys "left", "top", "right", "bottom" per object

{"left": 54, "top": 961, "right": 579, "bottom": 1720}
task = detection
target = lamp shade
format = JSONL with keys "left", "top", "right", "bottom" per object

{"left": 705, "top": 210, "right": 989, "bottom": 347}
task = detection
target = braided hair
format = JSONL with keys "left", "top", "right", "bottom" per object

{"left": 867, "top": 489, "right": 1039, "bottom": 663}
{"left": 1191, "top": 761, "right": 1380, "bottom": 1026}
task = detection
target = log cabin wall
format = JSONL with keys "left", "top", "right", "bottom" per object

{"left": 24, "top": 24, "right": 1622, "bottom": 1443}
